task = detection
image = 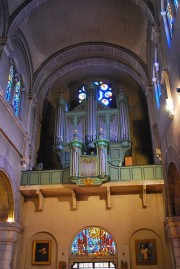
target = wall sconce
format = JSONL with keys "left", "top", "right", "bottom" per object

{"left": 176, "top": 88, "right": 180, "bottom": 95}
{"left": 166, "top": 98, "right": 174, "bottom": 118}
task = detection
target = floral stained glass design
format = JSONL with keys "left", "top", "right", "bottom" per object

{"left": 6, "top": 65, "right": 14, "bottom": 102}
{"left": 166, "top": 1, "right": 174, "bottom": 36}
{"left": 13, "top": 79, "right": 21, "bottom": 117}
{"left": 79, "top": 82, "right": 113, "bottom": 106}
{"left": 71, "top": 227, "right": 116, "bottom": 256}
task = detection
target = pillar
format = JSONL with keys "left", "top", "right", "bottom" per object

{"left": 0, "top": 222, "right": 23, "bottom": 269}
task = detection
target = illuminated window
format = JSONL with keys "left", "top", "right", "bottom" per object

{"left": 173, "top": 0, "right": 179, "bottom": 11}
{"left": 6, "top": 65, "right": 14, "bottom": 102}
{"left": 71, "top": 227, "right": 116, "bottom": 256}
{"left": 153, "top": 62, "right": 162, "bottom": 109}
{"left": 79, "top": 82, "right": 113, "bottom": 106}
{"left": 13, "top": 78, "right": 21, "bottom": 117}
{"left": 166, "top": 1, "right": 174, "bottom": 36}
{"left": 6, "top": 62, "right": 24, "bottom": 118}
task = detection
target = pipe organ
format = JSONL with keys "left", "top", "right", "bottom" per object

{"left": 54, "top": 83, "right": 131, "bottom": 184}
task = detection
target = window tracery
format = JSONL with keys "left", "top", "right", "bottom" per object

{"left": 79, "top": 82, "right": 113, "bottom": 106}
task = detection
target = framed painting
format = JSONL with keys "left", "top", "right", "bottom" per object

{"left": 32, "top": 240, "right": 52, "bottom": 265}
{"left": 135, "top": 239, "right": 157, "bottom": 265}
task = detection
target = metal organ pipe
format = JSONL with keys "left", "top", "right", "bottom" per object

{"left": 118, "top": 88, "right": 130, "bottom": 143}
{"left": 85, "top": 83, "right": 97, "bottom": 143}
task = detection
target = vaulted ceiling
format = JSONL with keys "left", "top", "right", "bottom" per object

{"left": 2, "top": 0, "right": 156, "bottom": 102}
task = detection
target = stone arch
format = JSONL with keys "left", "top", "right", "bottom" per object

{"left": 0, "top": 155, "right": 19, "bottom": 222}
{"left": 0, "top": 170, "right": 14, "bottom": 222}
{"left": 167, "top": 163, "right": 180, "bottom": 217}
{"left": 7, "top": 0, "right": 155, "bottom": 38}
{"left": 37, "top": 57, "right": 148, "bottom": 104}
{"left": 33, "top": 43, "right": 148, "bottom": 99}
{"left": 0, "top": 0, "right": 9, "bottom": 37}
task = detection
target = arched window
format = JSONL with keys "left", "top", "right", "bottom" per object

{"left": 166, "top": 1, "right": 175, "bottom": 37}
{"left": 71, "top": 227, "right": 116, "bottom": 256}
{"left": 152, "top": 48, "right": 162, "bottom": 109}
{"left": 79, "top": 82, "right": 113, "bottom": 107}
{"left": 173, "top": 0, "right": 179, "bottom": 11}
{"left": 13, "top": 77, "right": 22, "bottom": 117}
{"left": 6, "top": 64, "right": 14, "bottom": 102}
{"left": 6, "top": 62, "right": 24, "bottom": 118}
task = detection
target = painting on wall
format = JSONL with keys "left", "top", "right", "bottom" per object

{"left": 135, "top": 239, "right": 157, "bottom": 265}
{"left": 32, "top": 240, "right": 52, "bottom": 265}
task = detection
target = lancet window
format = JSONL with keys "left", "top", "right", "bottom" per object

{"left": 166, "top": 1, "right": 174, "bottom": 37}
{"left": 6, "top": 62, "right": 23, "bottom": 118}
{"left": 173, "top": 0, "right": 179, "bottom": 11}
{"left": 6, "top": 64, "right": 14, "bottom": 102}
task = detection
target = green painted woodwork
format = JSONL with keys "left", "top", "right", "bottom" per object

{"left": 21, "top": 165, "right": 163, "bottom": 186}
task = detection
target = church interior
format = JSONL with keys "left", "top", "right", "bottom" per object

{"left": 0, "top": 1, "right": 180, "bottom": 268}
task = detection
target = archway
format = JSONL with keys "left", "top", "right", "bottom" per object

{"left": 70, "top": 227, "right": 117, "bottom": 269}
{"left": 0, "top": 170, "right": 14, "bottom": 222}
{"left": 167, "top": 163, "right": 180, "bottom": 217}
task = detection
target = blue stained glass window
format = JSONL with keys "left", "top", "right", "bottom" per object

{"left": 71, "top": 227, "right": 116, "bottom": 256}
{"left": 166, "top": 1, "right": 174, "bottom": 36}
{"left": 13, "top": 79, "right": 21, "bottom": 117}
{"left": 6, "top": 65, "right": 14, "bottom": 102}
{"left": 153, "top": 63, "right": 162, "bottom": 109}
{"left": 174, "top": 0, "right": 179, "bottom": 11}
{"left": 78, "top": 82, "right": 113, "bottom": 106}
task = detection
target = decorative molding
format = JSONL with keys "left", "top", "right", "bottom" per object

{"left": 37, "top": 57, "right": 148, "bottom": 103}
{"left": 33, "top": 43, "right": 148, "bottom": 95}
{"left": 36, "top": 189, "right": 44, "bottom": 211}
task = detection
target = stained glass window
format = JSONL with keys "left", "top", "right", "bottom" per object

{"left": 153, "top": 62, "right": 162, "bottom": 109}
{"left": 6, "top": 65, "right": 14, "bottom": 102}
{"left": 166, "top": 1, "right": 174, "bottom": 36}
{"left": 71, "top": 227, "right": 116, "bottom": 256}
{"left": 173, "top": 0, "right": 179, "bottom": 11}
{"left": 13, "top": 78, "right": 21, "bottom": 117}
{"left": 79, "top": 82, "right": 113, "bottom": 106}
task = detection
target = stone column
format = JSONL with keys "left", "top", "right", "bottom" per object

{"left": 164, "top": 217, "right": 180, "bottom": 269}
{"left": 0, "top": 222, "right": 23, "bottom": 269}
{"left": 146, "top": 86, "right": 162, "bottom": 163}
{"left": 21, "top": 93, "right": 37, "bottom": 171}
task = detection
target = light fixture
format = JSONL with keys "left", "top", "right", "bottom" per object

{"left": 166, "top": 98, "right": 174, "bottom": 118}
{"left": 176, "top": 88, "right": 180, "bottom": 95}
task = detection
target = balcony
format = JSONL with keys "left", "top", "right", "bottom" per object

{"left": 20, "top": 164, "right": 164, "bottom": 210}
